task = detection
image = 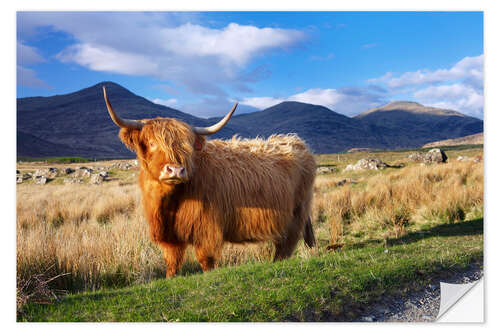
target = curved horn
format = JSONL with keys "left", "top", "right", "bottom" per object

{"left": 193, "top": 103, "right": 238, "bottom": 135}
{"left": 103, "top": 86, "right": 143, "bottom": 130}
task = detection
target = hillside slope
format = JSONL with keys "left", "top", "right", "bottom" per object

{"left": 227, "top": 101, "right": 387, "bottom": 153}
{"left": 17, "top": 82, "right": 237, "bottom": 158}
{"left": 422, "top": 132, "right": 483, "bottom": 148}
{"left": 17, "top": 83, "right": 484, "bottom": 157}
{"left": 355, "top": 101, "right": 483, "bottom": 148}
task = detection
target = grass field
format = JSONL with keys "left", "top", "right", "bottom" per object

{"left": 16, "top": 146, "right": 483, "bottom": 321}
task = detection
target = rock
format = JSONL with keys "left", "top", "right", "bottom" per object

{"left": 16, "top": 172, "right": 33, "bottom": 184}
{"left": 408, "top": 152, "right": 425, "bottom": 162}
{"left": 317, "top": 167, "right": 336, "bottom": 174}
{"left": 64, "top": 177, "right": 83, "bottom": 184}
{"left": 72, "top": 168, "right": 91, "bottom": 178}
{"left": 426, "top": 148, "right": 447, "bottom": 163}
{"left": 409, "top": 149, "right": 447, "bottom": 164}
{"left": 360, "top": 316, "right": 375, "bottom": 322}
{"left": 76, "top": 166, "right": 94, "bottom": 172}
{"left": 133, "top": 160, "right": 138, "bottom": 166}
{"left": 112, "top": 162, "right": 133, "bottom": 170}
{"left": 90, "top": 173, "right": 106, "bottom": 184}
{"left": 344, "top": 158, "right": 389, "bottom": 171}
{"left": 457, "top": 155, "right": 481, "bottom": 163}
{"left": 98, "top": 171, "right": 108, "bottom": 177}
{"left": 33, "top": 168, "right": 59, "bottom": 178}
{"left": 63, "top": 167, "right": 74, "bottom": 175}
{"left": 33, "top": 175, "right": 47, "bottom": 185}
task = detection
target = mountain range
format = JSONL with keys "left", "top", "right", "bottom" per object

{"left": 17, "top": 82, "right": 483, "bottom": 158}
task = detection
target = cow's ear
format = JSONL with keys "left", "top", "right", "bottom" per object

{"left": 119, "top": 128, "right": 144, "bottom": 153}
{"left": 194, "top": 134, "right": 206, "bottom": 151}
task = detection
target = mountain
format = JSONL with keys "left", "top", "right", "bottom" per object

{"left": 422, "top": 133, "right": 483, "bottom": 148}
{"left": 226, "top": 102, "right": 386, "bottom": 153}
{"left": 17, "top": 82, "right": 237, "bottom": 158}
{"left": 355, "top": 101, "right": 483, "bottom": 149}
{"left": 17, "top": 82, "right": 484, "bottom": 158}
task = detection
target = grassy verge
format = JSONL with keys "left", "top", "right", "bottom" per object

{"left": 19, "top": 218, "right": 483, "bottom": 322}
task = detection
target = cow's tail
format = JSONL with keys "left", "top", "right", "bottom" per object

{"left": 303, "top": 217, "right": 316, "bottom": 248}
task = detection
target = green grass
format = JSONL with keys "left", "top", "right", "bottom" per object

{"left": 19, "top": 218, "right": 483, "bottom": 322}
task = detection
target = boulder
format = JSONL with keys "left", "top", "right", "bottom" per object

{"left": 33, "top": 175, "right": 47, "bottom": 185}
{"left": 344, "top": 158, "right": 389, "bottom": 171}
{"left": 426, "top": 148, "right": 447, "bottom": 163}
{"left": 112, "top": 161, "right": 135, "bottom": 170}
{"left": 62, "top": 167, "right": 74, "bottom": 175}
{"left": 408, "top": 152, "right": 426, "bottom": 162}
{"left": 64, "top": 177, "right": 83, "bottom": 184}
{"left": 90, "top": 173, "right": 105, "bottom": 185}
{"left": 72, "top": 168, "right": 91, "bottom": 178}
{"left": 409, "top": 148, "right": 447, "bottom": 164}
{"left": 16, "top": 172, "right": 32, "bottom": 184}
{"left": 33, "top": 168, "right": 59, "bottom": 178}
{"left": 316, "top": 167, "right": 337, "bottom": 174}
{"left": 457, "top": 155, "right": 481, "bottom": 163}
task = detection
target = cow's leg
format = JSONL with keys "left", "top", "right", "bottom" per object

{"left": 194, "top": 246, "right": 221, "bottom": 272}
{"left": 273, "top": 218, "right": 303, "bottom": 262}
{"left": 159, "top": 242, "right": 186, "bottom": 278}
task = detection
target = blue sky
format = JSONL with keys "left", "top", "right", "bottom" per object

{"left": 17, "top": 11, "right": 483, "bottom": 118}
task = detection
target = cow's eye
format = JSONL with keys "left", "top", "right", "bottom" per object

{"left": 149, "top": 141, "right": 157, "bottom": 150}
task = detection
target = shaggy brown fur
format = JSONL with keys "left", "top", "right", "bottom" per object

{"left": 118, "top": 117, "right": 316, "bottom": 277}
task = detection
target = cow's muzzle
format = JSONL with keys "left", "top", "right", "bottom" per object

{"left": 159, "top": 164, "right": 188, "bottom": 184}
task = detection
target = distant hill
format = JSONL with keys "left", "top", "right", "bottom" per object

{"left": 227, "top": 101, "right": 386, "bottom": 153}
{"left": 17, "top": 82, "right": 484, "bottom": 158}
{"left": 422, "top": 133, "right": 483, "bottom": 148}
{"left": 355, "top": 101, "right": 483, "bottom": 149}
{"left": 17, "top": 82, "right": 237, "bottom": 158}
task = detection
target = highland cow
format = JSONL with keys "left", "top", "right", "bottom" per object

{"left": 103, "top": 86, "right": 316, "bottom": 278}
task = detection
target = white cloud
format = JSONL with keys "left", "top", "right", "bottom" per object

{"left": 152, "top": 98, "right": 178, "bottom": 107}
{"left": 19, "top": 12, "right": 305, "bottom": 96}
{"left": 17, "top": 66, "right": 50, "bottom": 89}
{"left": 57, "top": 44, "right": 159, "bottom": 76}
{"left": 414, "top": 83, "right": 483, "bottom": 118}
{"left": 17, "top": 42, "right": 49, "bottom": 89}
{"left": 368, "top": 55, "right": 483, "bottom": 117}
{"left": 17, "top": 42, "right": 45, "bottom": 66}
{"left": 158, "top": 23, "right": 304, "bottom": 66}
{"left": 240, "top": 86, "right": 387, "bottom": 116}
{"left": 239, "top": 96, "right": 285, "bottom": 109}
{"left": 370, "top": 55, "right": 483, "bottom": 89}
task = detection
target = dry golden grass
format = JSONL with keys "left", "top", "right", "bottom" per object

{"left": 16, "top": 155, "right": 483, "bottom": 296}
{"left": 17, "top": 181, "right": 279, "bottom": 292}
{"left": 314, "top": 160, "right": 483, "bottom": 246}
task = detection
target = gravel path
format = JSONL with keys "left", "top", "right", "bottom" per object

{"left": 356, "top": 264, "right": 483, "bottom": 322}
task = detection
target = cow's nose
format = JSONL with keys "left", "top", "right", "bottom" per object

{"left": 161, "top": 165, "right": 186, "bottom": 182}
{"left": 165, "top": 165, "right": 184, "bottom": 177}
